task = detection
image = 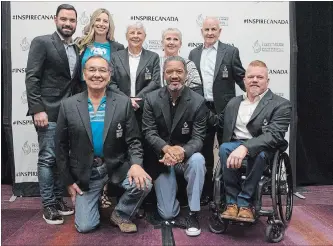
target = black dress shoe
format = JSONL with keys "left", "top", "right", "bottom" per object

{"left": 200, "top": 196, "right": 211, "bottom": 206}
{"left": 136, "top": 208, "right": 145, "bottom": 219}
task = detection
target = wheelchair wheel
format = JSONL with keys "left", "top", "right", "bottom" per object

{"left": 208, "top": 215, "right": 228, "bottom": 234}
{"left": 265, "top": 220, "right": 285, "bottom": 243}
{"left": 271, "top": 152, "right": 293, "bottom": 226}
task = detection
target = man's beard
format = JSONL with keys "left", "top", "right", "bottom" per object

{"left": 168, "top": 83, "right": 184, "bottom": 92}
{"left": 57, "top": 25, "right": 75, "bottom": 38}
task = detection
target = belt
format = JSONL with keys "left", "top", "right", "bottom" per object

{"left": 92, "top": 157, "right": 104, "bottom": 167}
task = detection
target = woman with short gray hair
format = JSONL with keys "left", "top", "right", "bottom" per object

{"left": 161, "top": 28, "right": 203, "bottom": 96}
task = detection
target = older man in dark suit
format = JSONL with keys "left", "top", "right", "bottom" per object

{"left": 56, "top": 55, "right": 152, "bottom": 233}
{"left": 218, "top": 60, "right": 292, "bottom": 222}
{"left": 188, "top": 17, "right": 246, "bottom": 204}
{"left": 142, "top": 56, "right": 208, "bottom": 237}
{"left": 25, "top": 4, "right": 80, "bottom": 225}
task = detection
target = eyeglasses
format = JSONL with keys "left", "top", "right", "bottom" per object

{"left": 85, "top": 68, "right": 110, "bottom": 75}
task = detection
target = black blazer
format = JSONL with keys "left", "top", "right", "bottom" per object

{"left": 77, "top": 40, "right": 125, "bottom": 92}
{"left": 189, "top": 41, "right": 246, "bottom": 114}
{"left": 25, "top": 32, "right": 80, "bottom": 122}
{"left": 142, "top": 86, "right": 208, "bottom": 179}
{"left": 110, "top": 48, "right": 161, "bottom": 109}
{"left": 218, "top": 89, "right": 292, "bottom": 157}
{"left": 55, "top": 88, "right": 143, "bottom": 191}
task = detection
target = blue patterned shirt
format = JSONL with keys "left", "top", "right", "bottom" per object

{"left": 88, "top": 96, "right": 106, "bottom": 157}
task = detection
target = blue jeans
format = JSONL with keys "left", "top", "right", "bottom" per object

{"left": 154, "top": 153, "right": 206, "bottom": 220}
{"left": 37, "top": 122, "right": 63, "bottom": 207}
{"left": 219, "top": 141, "right": 270, "bottom": 207}
{"left": 75, "top": 164, "right": 152, "bottom": 233}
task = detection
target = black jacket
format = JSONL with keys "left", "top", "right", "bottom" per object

{"left": 142, "top": 86, "right": 208, "bottom": 179}
{"left": 55, "top": 89, "right": 143, "bottom": 191}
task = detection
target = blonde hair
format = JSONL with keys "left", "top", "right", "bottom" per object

{"left": 248, "top": 60, "right": 268, "bottom": 68}
{"left": 161, "top": 28, "right": 182, "bottom": 43}
{"left": 76, "top": 8, "right": 115, "bottom": 53}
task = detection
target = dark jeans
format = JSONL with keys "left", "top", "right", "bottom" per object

{"left": 219, "top": 141, "right": 271, "bottom": 207}
{"left": 37, "top": 122, "right": 63, "bottom": 207}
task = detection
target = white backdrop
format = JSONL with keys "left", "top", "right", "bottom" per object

{"left": 11, "top": 1, "right": 290, "bottom": 188}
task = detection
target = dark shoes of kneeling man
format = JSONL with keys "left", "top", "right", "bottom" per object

{"left": 43, "top": 199, "right": 74, "bottom": 225}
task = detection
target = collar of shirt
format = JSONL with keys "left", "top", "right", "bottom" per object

{"left": 56, "top": 30, "right": 74, "bottom": 45}
{"left": 243, "top": 88, "right": 269, "bottom": 103}
{"left": 88, "top": 96, "right": 107, "bottom": 106}
{"left": 128, "top": 49, "right": 142, "bottom": 58}
{"left": 203, "top": 41, "right": 219, "bottom": 50}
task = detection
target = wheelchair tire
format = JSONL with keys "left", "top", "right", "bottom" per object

{"left": 208, "top": 215, "right": 228, "bottom": 234}
{"left": 265, "top": 220, "right": 285, "bottom": 243}
{"left": 271, "top": 152, "right": 293, "bottom": 226}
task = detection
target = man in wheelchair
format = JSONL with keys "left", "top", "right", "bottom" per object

{"left": 218, "top": 60, "right": 292, "bottom": 223}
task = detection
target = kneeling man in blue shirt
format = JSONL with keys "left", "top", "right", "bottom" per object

{"left": 56, "top": 55, "right": 152, "bottom": 233}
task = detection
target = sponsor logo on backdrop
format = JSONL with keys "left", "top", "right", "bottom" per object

{"left": 22, "top": 141, "right": 39, "bottom": 155}
{"left": 252, "top": 40, "right": 284, "bottom": 53}
{"left": 20, "top": 37, "right": 30, "bottom": 51}
{"left": 13, "top": 120, "right": 34, "bottom": 126}
{"left": 79, "top": 11, "right": 90, "bottom": 26}
{"left": 12, "top": 68, "right": 26, "bottom": 73}
{"left": 12, "top": 14, "right": 55, "bottom": 20}
{"left": 196, "top": 14, "right": 229, "bottom": 27}
{"left": 244, "top": 19, "right": 289, "bottom": 24}
{"left": 269, "top": 69, "right": 288, "bottom": 75}
{"left": 21, "top": 91, "right": 27, "bottom": 104}
{"left": 130, "top": 16, "right": 178, "bottom": 22}
{"left": 16, "top": 171, "right": 38, "bottom": 177}
{"left": 143, "top": 40, "right": 163, "bottom": 50}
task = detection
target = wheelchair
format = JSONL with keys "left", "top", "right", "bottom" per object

{"left": 208, "top": 149, "right": 294, "bottom": 243}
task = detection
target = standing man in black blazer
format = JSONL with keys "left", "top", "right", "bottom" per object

{"left": 56, "top": 55, "right": 152, "bottom": 233}
{"left": 110, "top": 22, "right": 161, "bottom": 129}
{"left": 25, "top": 4, "right": 80, "bottom": 225}
{"left": 188, "top": 17, "right": 246, "bottom": 204}
{"left": 142, "top": 56, "right": 208, "bottom": 237}
{"left": 218, "top": 60, "right": 292, "bottom": 222}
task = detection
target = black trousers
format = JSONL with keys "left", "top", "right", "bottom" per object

{"left": 201, "top": 102, "right": 221, "bottom": 198}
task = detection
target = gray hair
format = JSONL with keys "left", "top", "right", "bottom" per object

{"left": 161, "top": 28, "right": 182, "bottom": 43}
{"left": 163, "top": 56, "right": 188, "bottom": 74}
{"left": 203, "top": 16, "right": 221, "bottom": 29}
{"left": 125, "top": 21, "right": 146, "bottom": 35}
{"left": 84, "top": 55, "right": 112, "bottom": 72}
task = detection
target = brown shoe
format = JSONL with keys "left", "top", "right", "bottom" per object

{"left": 220, "top": 204, "right": 238, "bottom": 220}
{"left": 110, "top": 211, "right": 137, "bottom": 233}
{"left": 236, "top": 207, "right": 255, "bottom": 222}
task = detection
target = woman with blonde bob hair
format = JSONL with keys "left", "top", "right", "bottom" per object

{"left": 76, "top": 8, "right": 124, "bottom": 208}
{"left": 76, "top": 8, "right": 124, "bottom": 86}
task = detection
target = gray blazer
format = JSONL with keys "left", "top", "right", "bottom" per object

{"left": 25, "top": 32, "right": 80, "bottom": 122}
{"left": 218, "top": 89, "right": 292, "bottom": 157}
{"left": 110, "top": 48, "right": 161, "bottom": 108}
{"left": 55, "top": 88, "right": 143, "bottom": 191}
{"left": 189, "top": 41, "right": 246, "bottom": 114}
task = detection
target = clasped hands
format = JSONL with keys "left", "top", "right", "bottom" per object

{"left": 159, "top": 145, "right": 185, "bottom": 166}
